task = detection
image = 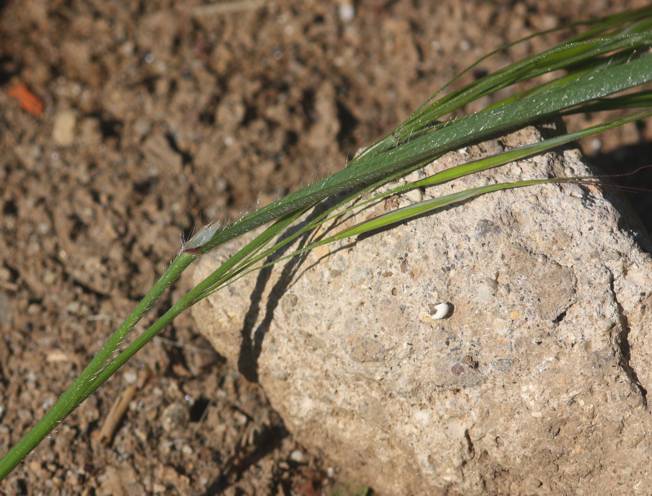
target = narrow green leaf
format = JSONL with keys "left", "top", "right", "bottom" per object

{"left": 196, "top": 53, "right": 652, "bottom": 255}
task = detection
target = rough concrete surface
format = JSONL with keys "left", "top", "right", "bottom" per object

{"left": 192, "top": 127, "right": 652, "bottom": 495}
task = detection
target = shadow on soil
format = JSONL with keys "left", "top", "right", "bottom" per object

{"left": 203, "top": 423, "right": 289, "bottom": 495}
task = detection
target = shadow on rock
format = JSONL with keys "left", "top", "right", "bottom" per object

{"left": 588, "top": 139, "right": 652, "bottom": 244}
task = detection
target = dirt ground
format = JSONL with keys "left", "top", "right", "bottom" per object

{"left": 0, "top": 1, "right": 651, "bottom": 495}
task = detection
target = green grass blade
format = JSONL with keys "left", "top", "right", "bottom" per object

{"left": 208, "top": 176, "right": 598, "bottom": 294}
{"left": 194, "top": 53, "right": 652, "bottom": 255}
{"left": 98, "top": 174, "right": 595, "bottom": 381}
{"left": 0, "top": 252, "right": 197, "bottom": 479}
{"left": 315, "top": 179, "right": 571, "bottom": 243}
{"left": 397, "top": 33, "right": 652, "bottom": 140}
{"left": 562, "top": 90, "right": 652, "bottom": 114}
{"left": 190, "top": 110, "right": 652, "bottom": 302}
{"left": 384, "top": 110, "right": 652, "bottom": 197}
{"left": 434, "top": 5, "right": 652, "bottom": 100}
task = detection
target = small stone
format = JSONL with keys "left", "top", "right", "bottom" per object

{"left": 161, "top": 403, "right": 189, "bottom": 433}
{"left": 43, "top": 271, "right": 56, "bottom": 285}
{"left": 338, "top": 2, "right": 355, "bottom": 23}
{"left": 79, "top": 117, "right": 102, "bottom": 145}
{"left": 123, "top": 370, "right": 138, "bottom": 385}
{"left": 289, "top": 449, "right": 306, "bottom": 464}
{"left": 430, "top": 302, "right": 453, "bottom": 320}
{"left": 0, "top": 292, "right": 11, "bottom": 326}
{"left": 233, "top": 411, "right": 248, "bottom": 426}
{"left": 52, "top": 110, "right": 77, "bottom": 146}
{"left": 405, "top": 188, "right": 423, "bottom": 203}
{"left": 66, "top": 301, "right": 81, "bottom": 314}
{"left": 46, "top": 350, "right": 70, "bottom": 363}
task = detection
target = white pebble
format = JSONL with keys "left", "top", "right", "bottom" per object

{"left": 431, "top": 302, "right": 453, "bottom": 320}
{"left": 590, "top": 138, "right": 602, "bottom": 152}
{"left": 405, "top": 188, "right": 423, "bottom": 203}
{"left": 123, "top": 370, "right": 138, "bottom": 385}
{"left": 338, "top": 2, "right": 355, "bottom": 22}
{"left": 52, "top": 110, "right": 77, "bottom": 146}
{"left": 290, "top": 449, "right": 306, "bottom": 463}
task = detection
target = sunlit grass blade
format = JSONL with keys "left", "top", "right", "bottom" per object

{"left": 78, "top": 171, "right": 600, "bottom": 387}
{"left": 435, "top": 5, "right": 652, "bottom": 98}
{"left": 383, "top": 110, "right": 652, "bottom": 196}
{"left": 194, "top": 53, "right": 652, "bottom": 255}
{"left": 198, "top": 175, "right": 601, "bottom": 297}
{"left": 562, "top": 90, "right": 652, "bottom": 114}
{"left": 188, "top": 109, "right": 652, "bottom": 303}
{"left": 0, "top": 250, "right": 198, "bottom": 479}
{"left": 396, "top": 33, "right": 652, "bottom": 141}
{"left": 306, "top": 178, "right": 589, "bottom": 246}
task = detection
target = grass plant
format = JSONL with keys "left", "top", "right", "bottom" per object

{"left": 1, "top": 6, "right": 652, "bottom": 480}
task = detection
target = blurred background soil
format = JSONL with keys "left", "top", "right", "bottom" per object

{"left": 0, "top": 1, "right": 650, "bottom": 494}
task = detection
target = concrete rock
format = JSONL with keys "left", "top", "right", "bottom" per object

{"left": 192, "top": 127, "right": 652, "bottom": 495}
